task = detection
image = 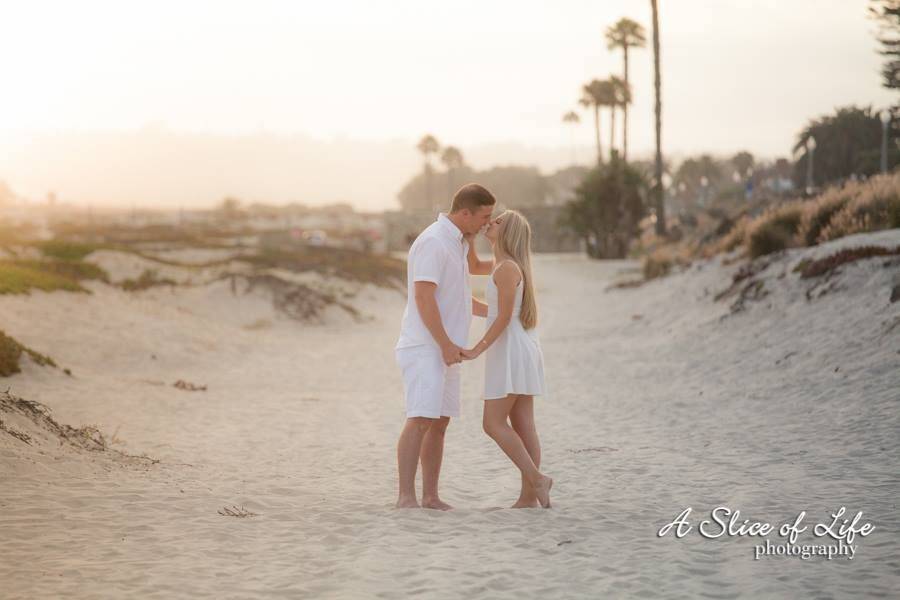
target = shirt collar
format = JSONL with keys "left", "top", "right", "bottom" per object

{"left": 437, "top": 212, "right": 464, "bottom": 243}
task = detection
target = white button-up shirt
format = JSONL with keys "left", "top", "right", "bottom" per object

{"left": 396, "top": 213, "right": 471, "bottom": 350}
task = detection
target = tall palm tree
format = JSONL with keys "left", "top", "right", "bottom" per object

{"left": 650, "top": 0, "right": 666, "bottom": 235}
{"left": 562, "top": 111, "right": 581, "bottom": 165}
{"left": 605, "top": 17, "right": 646, "bottom": 163}
{"left": 417, "top": 134, "right": 440, "bottom": 213}
{"left": 440, "top": 145, "right": 464, "bottom": 201}
{"left": 609, "top": 75, "right": 631, "bottom": 161}
{"left": 580, "top": 79, "right": 616, "bottom": 164}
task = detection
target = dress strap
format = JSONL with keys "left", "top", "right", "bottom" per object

{"left": 492, "top": 259, "right": 523, "bottom": 282}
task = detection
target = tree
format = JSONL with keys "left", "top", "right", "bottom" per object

{"left": 605, "top": 17, "right": 647, "bottom": 162}
{"left": 417, "top": 134, "right": 441, "bottom": 213}
{"left": 562, "top": 111, "right": 581, "bottom": 165}
{"left": 580, "top": 79, "right": 616, "bottom": 165}
{"left": 869, "top": 0, "right": 900, "bottom": 90}
{"left": 609, "top": 75, "right": 632, "bottom": 161}
{"left": 562, "top": 156, "right": 647, "bottom": 259}
{"left": 673, "top": 154, "right": 724, "bottom": 207}
{"left": 731, "top": 151, "right": 755, "bottom": 178}
{"left": 650, "top": 0, "right": 666, "bottom": 235}
{"left": 440, "top": 145, "right": 465, "bottom": 201}
{"left": 580, "top": 81, "right": 604, "bottom": 165}
{"left": 218, "top": 196, "right": 244, "bottom": 220}
{"left": 792, "top": 105, "right": 898, "bottom": 188}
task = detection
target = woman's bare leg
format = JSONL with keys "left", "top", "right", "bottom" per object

{"left": 483, "top": 395, "right": 552, "bottom": 508}
{"left": 509, "top": 395, "right": 541, "bottom": 508}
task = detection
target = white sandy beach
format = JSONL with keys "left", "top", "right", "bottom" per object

{"left": 2, "top": 230, "right": 899, "bottom": 598}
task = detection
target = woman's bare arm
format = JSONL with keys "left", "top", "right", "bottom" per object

{"left": 465, "top": 235, "right": 494, "bottom": 275}
{"left": 472, "top": 297, "right": 489, "bottom": 318}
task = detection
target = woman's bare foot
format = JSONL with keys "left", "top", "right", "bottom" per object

{"left": 395, "top": 495, "right": 420, "bottom": 509}
{"left": 421, "top": 496, "right": 454, "bottom": 510}
{"left": 510, "top": 498, "right": 540, "bottom": 509}
{"left": 531, "top": 475, "right": 553, "bottom": 508}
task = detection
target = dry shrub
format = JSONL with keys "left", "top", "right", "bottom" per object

{"left": 819, "top": 172, "right": 900, "bottom": 242}
{"left": 797, "top": 181, "right": 859, "bottom": 246}
{"left": 746, "top": 201, "right": 805, "bottom": 258}
{"left": 641, "top": 244, "right": 694, "bottom": 280}
{"left": 704, "top": 214, "right": 751, "bottom": 258}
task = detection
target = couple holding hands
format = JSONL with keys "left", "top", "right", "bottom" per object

{"left": 394, "top": 183, "right": 552, "bottom": 510}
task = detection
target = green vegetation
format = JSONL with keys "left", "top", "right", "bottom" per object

{"left": 0, "top": 254, "right": 109, "bottom": 294}
{"left": 0, "top": 261, "right": 88, "bottom": 294}
{"left": 793, "top": 106, "right": 899, "bottom": 188}
{"left": 0, "top": 330, "right": 57, "bottom": 377}
{"left": 562, "top": 156, "right": 646, "bottom": 258}
{"left": 36, "top": 240, "right": 102, "bottom": 261}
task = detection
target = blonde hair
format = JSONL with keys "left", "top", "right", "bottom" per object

{"left": 496, "top": 209, "right": 538, "bottom": 329}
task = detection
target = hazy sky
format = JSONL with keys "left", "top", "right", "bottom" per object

{"left": 0, "top": 0, "right": 895, "bottom": 209}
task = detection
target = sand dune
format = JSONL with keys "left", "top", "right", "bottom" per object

{"left": 1, "top": 230, "right": 899, "bottom": 598}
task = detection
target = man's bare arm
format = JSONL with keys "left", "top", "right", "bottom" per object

{"left": 414, "top": 281, "right": 461, "bottom": 364}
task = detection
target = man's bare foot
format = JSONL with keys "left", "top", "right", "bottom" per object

{"left": 510, "top": 497, "right": 539, "bottom": 509}
{"left": 532, "top": 475, "right": 553, "bottom": 508}
{"left": 421, "top": 496, "right": 454, "bottom": 510}
{"left": 396, "top": 495, "right": 420, "bottom": 509}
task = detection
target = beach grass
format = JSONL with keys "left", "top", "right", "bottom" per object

{"left": 0, "top": 259, "right": 108, "bottom": 294}
{"left": 239, "top": 245, "right": 406, "bottom": 289}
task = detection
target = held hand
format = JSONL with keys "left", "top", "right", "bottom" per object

{"left": 441, "top": 343, "right": 463, "bottom": 366}
{"left": 460, "top": 346, "right": 482, "bottom": 360}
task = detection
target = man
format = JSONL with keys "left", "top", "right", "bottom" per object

{"left": 394, "top": 183, "right": 496, "bottom": 509}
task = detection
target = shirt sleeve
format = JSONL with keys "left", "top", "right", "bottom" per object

{"left": 412, "top": 237, "right": 446, "bottom": 285}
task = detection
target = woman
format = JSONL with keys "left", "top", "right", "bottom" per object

{"left": 462, "top": 210, "right": 552, "bottom": 508}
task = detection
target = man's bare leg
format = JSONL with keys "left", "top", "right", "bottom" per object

{"left": 509, "top": 395, "right": 541, "bottom": 508}
{"left": 396, "top": 417, "right": 433, "bottom": 508}
{"left": 420, "top": 416, "right": 453, "bottom": 510}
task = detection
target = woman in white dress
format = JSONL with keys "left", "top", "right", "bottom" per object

{"left": 462, "top": 210, "right": 552, "bottom": 509}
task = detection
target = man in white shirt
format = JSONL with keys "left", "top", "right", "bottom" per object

{"left": 395, "top": 183, "right": 496, "bottom": 509}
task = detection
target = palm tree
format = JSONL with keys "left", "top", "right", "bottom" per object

{"left": 562, "top": 111, "right": 581, "bottom": 165}
{"left": 417, "top": 134, "right": 441, "bottom": 213}
{"left": 650, "top": 0, "right": 665, "bottom": 235}
{"left": 609, "top": 75, "right": 631, "bottom": 161}
{"left": 605, "top": 17, "right": 646, "bottom": 163}
{"left": 580, "top": 79, "right": 616, "bottom": 164}
{"left": 440, "top": 145, "right": 464, "bottom": 201}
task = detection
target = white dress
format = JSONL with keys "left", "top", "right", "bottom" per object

{"left": 483, "top": 261, "right": 546, "bottom": 400}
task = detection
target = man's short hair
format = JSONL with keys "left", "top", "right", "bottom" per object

{"left": 450, "top": 183, "right": 496, "bottom": 213}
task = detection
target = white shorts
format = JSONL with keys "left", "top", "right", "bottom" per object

{"left": 395, "top": 345, "right": 461, "bottom": 419}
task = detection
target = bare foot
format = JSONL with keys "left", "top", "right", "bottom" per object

{"left": 510, "top": 498, "right": 540, "bottom": 509}
{"left": 421, "top": 497, "right": 454, "bottom": 510}
{"left": 532, "top": 475, "right": 553, "bottom": 509}
{"left": 395, "top": 495, "right": 420, "bottom": 509}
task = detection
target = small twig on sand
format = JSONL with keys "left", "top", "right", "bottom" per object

{"left": 218, "top": 505, "right": 258, "bottom": 518}
{"left": 173, "top": 380, "right": 207, "bottom": 392}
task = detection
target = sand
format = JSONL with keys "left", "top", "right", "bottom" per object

{"left": 1, "top": 230, "right": 899, "bottom": 598}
